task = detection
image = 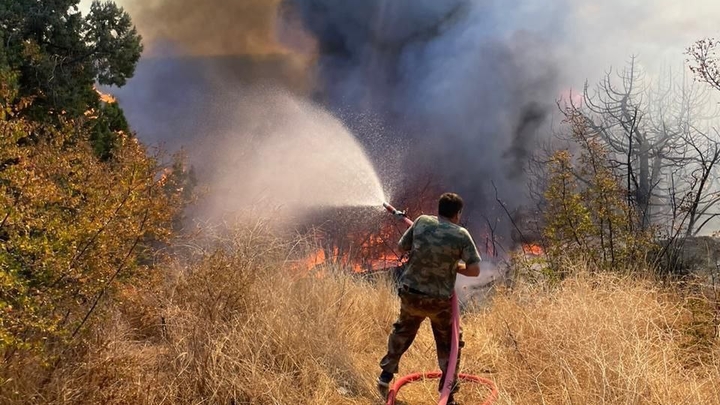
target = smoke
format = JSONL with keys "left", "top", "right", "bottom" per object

{"left": 98, "top": 0, "right": 720, "bottom": 235}
{"left": 124, "top": 0, "right": 312, "bottom": 58}
{"left": 282, "top": 0, "right": 719, "bottom": 235}
{"left": 107, "top": 0, "right": 314, "bottom": 146}
{"left": 287, "top": 0, "right": 562, "bottom": 227}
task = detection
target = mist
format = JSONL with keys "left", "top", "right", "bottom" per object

{"left": 197, "top": 90, "right": 387, "bottom": 219}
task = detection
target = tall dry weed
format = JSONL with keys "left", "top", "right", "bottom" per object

{"left": 4, "top": 228, "right": 718, "bottom": 405}
{"left": 470, "top": 272, "right": 720, "bottom": 404}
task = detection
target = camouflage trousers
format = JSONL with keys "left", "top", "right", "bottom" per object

{"left": 379, "top": 286, "right": 463, "bottom": 393}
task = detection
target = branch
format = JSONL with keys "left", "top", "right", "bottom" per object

{"left": 70, "top": 207, "right": 150, "bottom": 340}
{"left": 492, "top": 181, "right": 529, "bottom": 245}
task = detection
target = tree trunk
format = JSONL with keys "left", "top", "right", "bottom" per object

{"left": 637, "top": 141, "right": 651, "bottom": 229}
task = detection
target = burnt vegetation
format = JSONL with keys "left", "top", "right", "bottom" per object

{"left": 516, "top": 48, "right": 720, "bottom": 282}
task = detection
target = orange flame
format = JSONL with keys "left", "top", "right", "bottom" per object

{"left": 95, "top": 87, "right": 117, "bottom": 104}
{"left": 293, "top": 248, "right": 400, "bottom": 275}
{"left": 522, "top": 243, "right": 544, "bottom": 256}
{"left": 294, "top": 248, "right": 326, "bottom": 271}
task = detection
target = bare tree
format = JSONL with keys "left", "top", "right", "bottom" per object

{"left": 679, "top": 128, "right": 720, "bottom": 236}
{"left": 689, "top": 38, "right": 720, "bottom": 92}
{"left": 565, "top": 56, "right": 717, "bottom": 233}
{"left": 683, "top": 38, "right": 720, "bottom": 236}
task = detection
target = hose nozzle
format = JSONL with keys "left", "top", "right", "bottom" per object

{"left": 383, "top": 202, "right": 413, "bottom": 227}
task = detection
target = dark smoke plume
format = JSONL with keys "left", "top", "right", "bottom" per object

{"left": 288, "top": 0, "right": 561, "bottom": 226}
{"left": 110, "top": 0, "right": 563, "bottom": 239}
{"left": 102, "top": 0, "right": 719, "bottom": 243}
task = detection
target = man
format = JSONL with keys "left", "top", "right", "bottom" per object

{"left": 378, "top": 193, "right": 481, "bottom": 404}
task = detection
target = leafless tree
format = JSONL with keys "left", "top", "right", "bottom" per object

{"left": 689, "top": 38, "right": 720, "bottom": 92}
{"left": 677, "top": 128, "right": 720, "bottom": 236}
{"left": 564, "top": 56, "right": 718, "bottom": 234}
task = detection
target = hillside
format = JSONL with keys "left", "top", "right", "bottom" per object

{"left": 3, "top": 228, "right": 718, "bottom": 405}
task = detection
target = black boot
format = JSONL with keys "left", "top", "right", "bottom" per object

{"left": 376, "top": 370, "right": 394, "bottom": 399}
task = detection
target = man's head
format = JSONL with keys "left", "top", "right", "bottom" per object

{"left": 438, "top": 192, "right": 463, "bottom": 224}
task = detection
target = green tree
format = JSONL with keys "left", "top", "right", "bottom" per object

{"left": 543, "top": 110, "right": 653, "bottom": 276}
{"left": 0, "top": 0, "right": 142, "bottom": 125}
{"left": 0, "top": 84, "right": 184, "bottom": 362}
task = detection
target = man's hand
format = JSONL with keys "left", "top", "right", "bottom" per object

{"left": 457, "top": 261, "right": 480, "bottom": 277}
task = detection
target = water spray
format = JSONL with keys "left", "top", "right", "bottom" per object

{"left": 382, "top": 203, "right": 498, "bottom": 405}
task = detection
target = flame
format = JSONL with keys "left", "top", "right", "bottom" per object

{"left": 292, "top": 214, "right": 408, "bottom": 277}
{"left": 95, "top": 87, "right": 117, "bottom": 104}
{"left": 294, "top": 248, "right": 326, "bottom": 271}
{"left": 522, "top": 243, "right": 544, "bottom": 256}
{"left": 293, "top": 247, "right": 401, "bottom": 276}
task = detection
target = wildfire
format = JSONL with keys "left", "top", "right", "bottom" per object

{"left": 292, "top": 209, "right": 408, "bottom": 277}
{"left": 293, "top": 247, "right": 402, "bottom": 276}
{"left": 298, "top": 248, "right": 326, "bottom": 270}
{"left": 522, "top": 243, "right": 544, "bottom": 256}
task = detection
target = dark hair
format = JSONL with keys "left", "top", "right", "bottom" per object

{"left": 438, "top": 192, "right": 464, "bottom": 218}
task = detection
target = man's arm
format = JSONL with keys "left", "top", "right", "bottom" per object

{"left": 398, "top": 220, "right": 415, "bottom": 252}
{"left": 459, "top": 229, "right": 482, "bottom": 277}
{"left": 456, "top": 261, "right": 480, "bottom": 277}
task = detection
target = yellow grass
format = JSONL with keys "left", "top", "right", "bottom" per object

{"left": 3, "top": 231, "right": 719, "bottom": 405}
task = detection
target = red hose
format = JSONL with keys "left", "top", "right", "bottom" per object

{"left": 385, "top": 372, "right": 498, "bottom": 405}
{"left": 383, "top": 203, "right": 498, "bottom": 405}
{"left": 437, "top": 294, "right": 461, "bottom": 404}
{"left": 384, "top": 295, "right": 498, "bottom": 405}
{"left": 382, "top": 202, "right": 414, "bottom": 227}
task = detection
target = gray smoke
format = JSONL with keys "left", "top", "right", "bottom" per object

{"left": 287, "top": 0, "right": 562, "bottom": 232}
{"left": 105, "top": 0, "right": 313, "bottom": 147}
{"left": 99, "top": 0, "right": 719, "bottom": 239}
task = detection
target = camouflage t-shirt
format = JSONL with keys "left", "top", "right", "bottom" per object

{"left": 398, "top": 215, "right": 481, "bottom": 299}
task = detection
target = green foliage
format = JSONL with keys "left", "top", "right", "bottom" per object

{"left": 543, "top": 111, "right": 653, "bottom": 276}
{"left": 89, "top": 101, "right": 130, "bottom": 160}
{"left": 0, "top": 96, "right": 185, "bottom": 358}
{"left": 0, "top": 0, "right": 142, "bottom": 123}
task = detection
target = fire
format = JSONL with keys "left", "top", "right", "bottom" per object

{"left": 293, "top": 244, "right": 402, "bottom": 276}
{"left": 95, "top": 87, "right": 117, "bottom": 104}
{"left": 522, "top": 243, "right": 544, "bottom": 256}
{"left": 301, "top": 248, "right": 326, "bottom": 270}
{"left": 292, "top": 209, "right": 409, "bottom": 277}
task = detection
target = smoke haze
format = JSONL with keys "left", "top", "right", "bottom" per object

{"left": 118, "top": 0, "right": 315, "bottom": 58}
{"left": 288, "top": 0, "right": 562, "bottom": 219}
{"left": 82, "top": 0, "right": 720, "bottom": 234}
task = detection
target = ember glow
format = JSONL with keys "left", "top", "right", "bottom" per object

{"left": 522, "top": 243, "right": 544, "bottom": 256}
{"left": 294, "top": 248, "right": 326, "bottom": 271}
{"left": 292, "top": 221, "right": 406, "bottom": 275}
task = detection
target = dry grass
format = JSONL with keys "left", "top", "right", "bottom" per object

{"left": 2, "top": 229, "right": 719, "bottom": 405}
{"left": 472, "top": 273, "right": 720, "bottom": 405}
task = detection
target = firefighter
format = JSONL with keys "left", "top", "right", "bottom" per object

{"left": 377, "top": 193, "right": 481, "bottom": 404}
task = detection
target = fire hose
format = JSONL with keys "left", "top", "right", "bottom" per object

{"left": 382, "top": 203, "right": 498, "bottom": 405}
